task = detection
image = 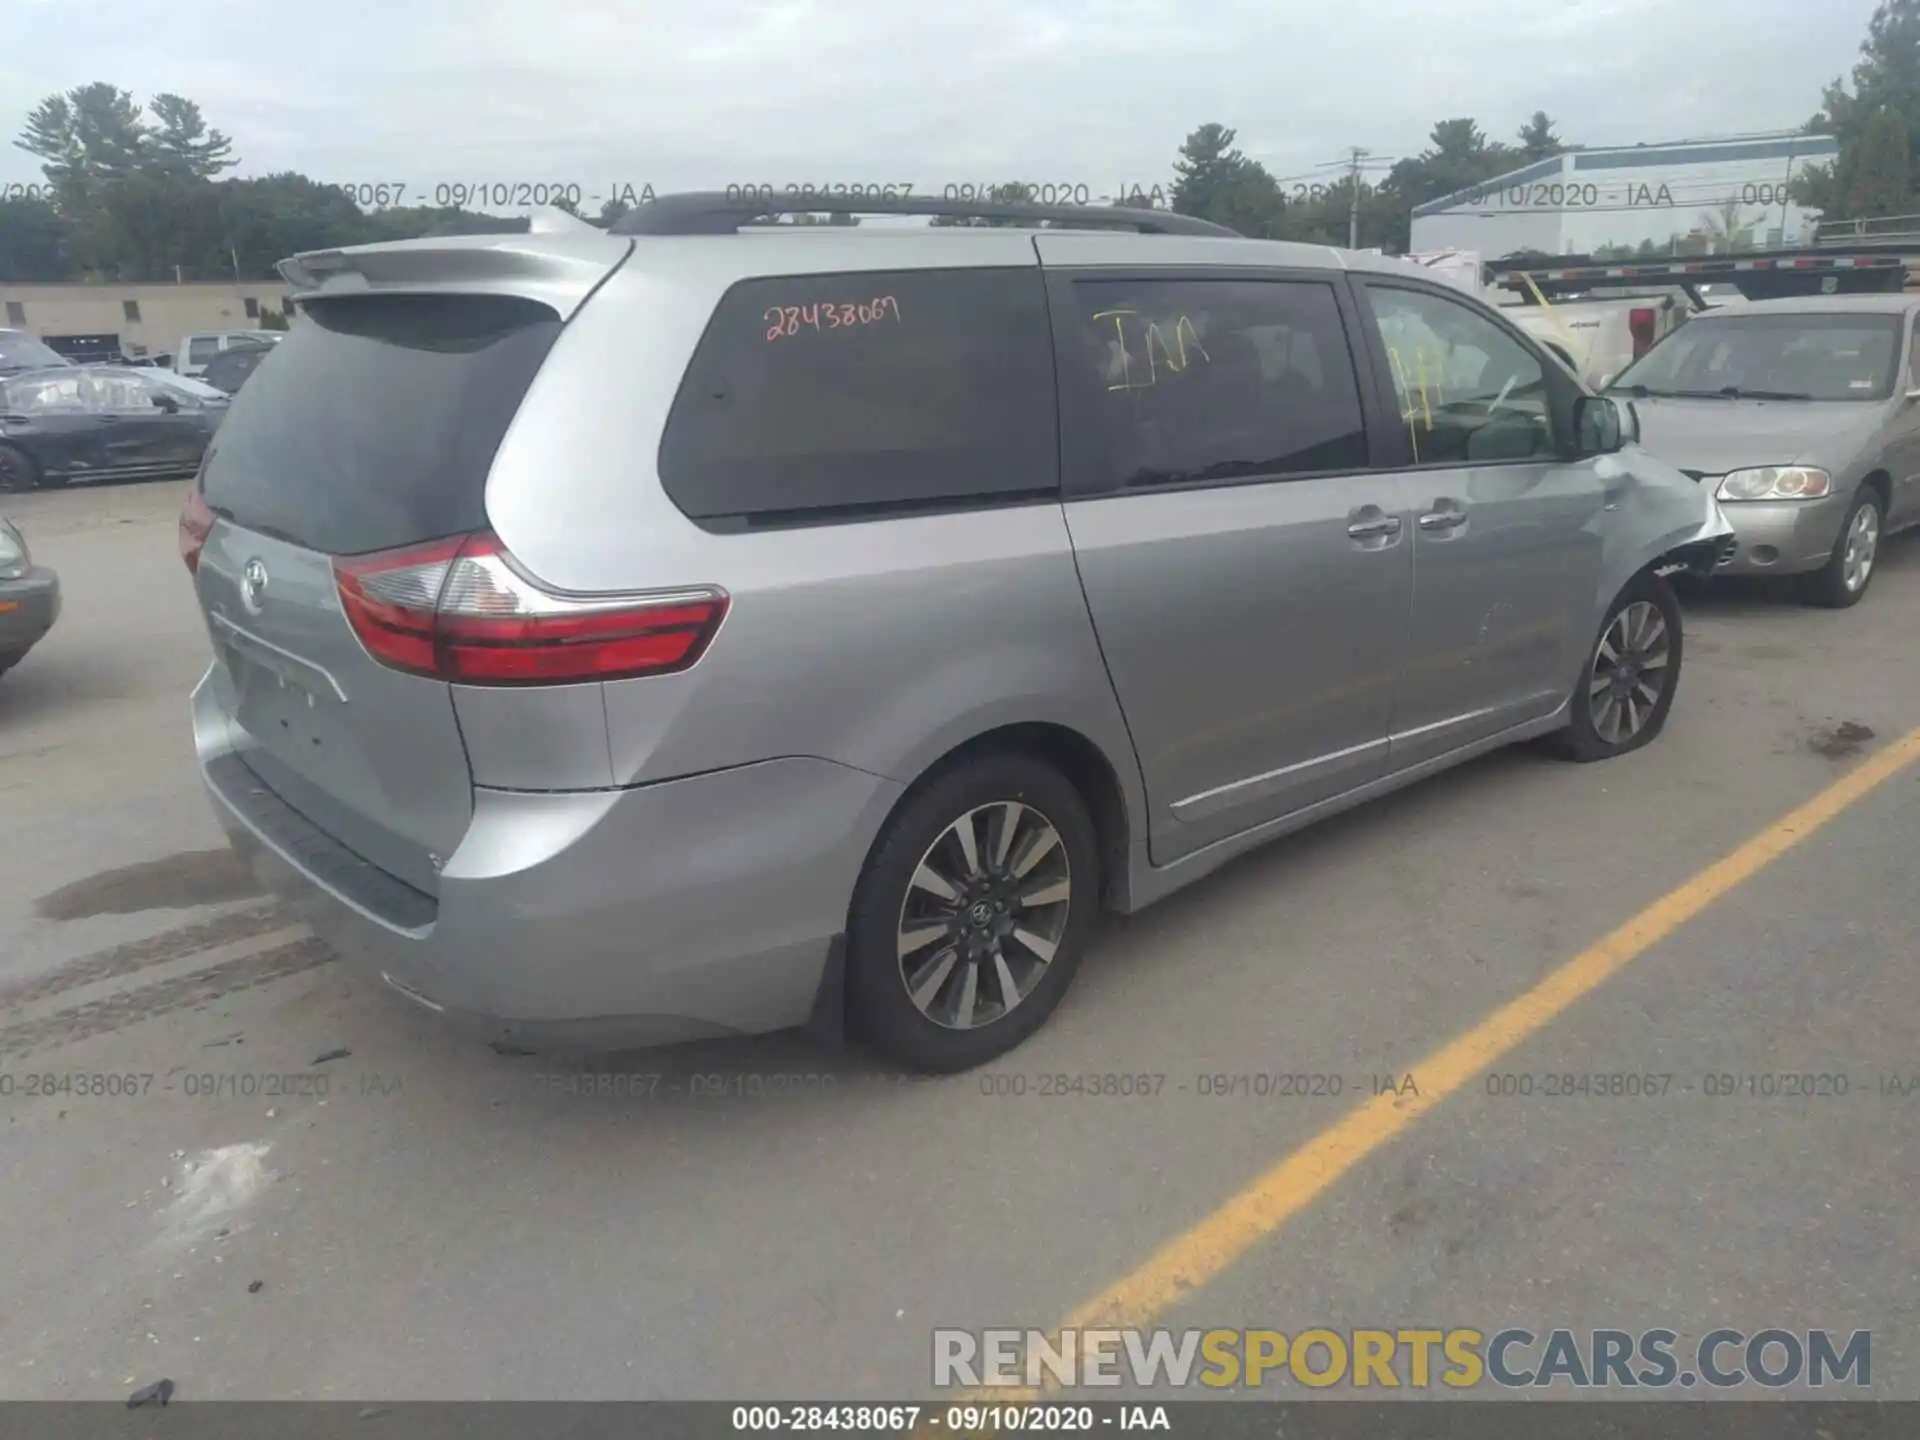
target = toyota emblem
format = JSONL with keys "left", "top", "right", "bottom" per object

{"left": 241, "top": 558, "right": 269, "bottom": 613}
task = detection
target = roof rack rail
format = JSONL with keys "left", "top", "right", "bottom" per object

{"left": 609, "top": 190, "right": 1239, "bottom": 238}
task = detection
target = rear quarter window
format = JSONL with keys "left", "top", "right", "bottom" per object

{"left": 657, "top": 267, "right": 1059, "bottom": 524}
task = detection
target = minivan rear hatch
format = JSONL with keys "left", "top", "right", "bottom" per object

{"left": 191, "top": 231, "right": 632, "bottom": 895}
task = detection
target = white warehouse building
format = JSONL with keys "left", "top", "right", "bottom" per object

{"left": 1408, "top": 132, "right": 1840, "bottom": 259}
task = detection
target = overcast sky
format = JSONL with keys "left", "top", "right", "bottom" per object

{"left": 0, "top": 0, "right": 1881, "bottom": 207}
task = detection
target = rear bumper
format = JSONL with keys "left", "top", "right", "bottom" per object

{"left": 0, "top": 566, "right": 60, "bottom": 659}
{"left": 1713, "top": 495, "right": 1850, "bottom": 576}
{"left": 194, "top": 671, "right": 903, "bottom": 1050}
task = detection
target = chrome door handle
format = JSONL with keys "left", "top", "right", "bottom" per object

{"left": 1346, "top": 515, "right": 1403, "bottom": 539}
{"left": 1418, "top": 509, "right": 1468, "bottom": 532}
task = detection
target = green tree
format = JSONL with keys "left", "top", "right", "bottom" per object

{"left": 14, "top": 85, "right": 247, "bottom": 278}
{"left": 1374, "top": 115, "right": 1528, "bottom": 251}
{"left": 15, "top": 83, "right": 148, "bottom": 185}
{"left": 0, "top": 196, "right": 67, "bottom": 280}
{"left": 1795, "top": 0, "right": 1920, "bottom": 216}
{"left": 364, "top": 205, "right": 526, "bottom": 240}
{"left": 1841, "top": 106, "right": 1913, "bottom": 216}
{"left": 1420, "top": 118, "right": 1514, "bottom": 194}
{"left": 145, "top": 95, "right": 236, "bottom": 180}
{"left": 15, "top": 84, "right": 151, "bottom": 276}
{"left": 1516, "top": 111, "right": 1565, "bottom": 162}
{"left": 1170, "top": 124, "right": 1284, "bottom": 237}
{"left": 207, "top": 173, "right": 370, "bottom": 278}
{"left": 1275, "top": 174, "right": 1399, "bottom": 249}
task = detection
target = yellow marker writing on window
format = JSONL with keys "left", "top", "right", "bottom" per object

{"left": 1386, "top": 346, "right": 1421, "bottom": 464}
{"left": 1093, "top": 310, "right": 1211, "bottom": 391}
{"left": 1145, "top": 315, "right": 1209, "bottom": 376}
{"left": 1093, "top": 309, "right": 1139, "bottom": 390}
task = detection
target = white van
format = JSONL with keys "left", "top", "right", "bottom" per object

{"left": 174, "top": 330, "right": 281, "bottom": 380}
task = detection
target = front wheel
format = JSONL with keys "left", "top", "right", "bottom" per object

{"left": 846, "top": 752, "right": 1100, "bottom": 1073}
{"left": 1799, "top": 489, "right": 1882, "bottom": 609}
{"left": 0, "top": 444, "right": 39, "bottom": 494}
{"left": 1546, "top": 572, "right": 1683, "bottom": 763}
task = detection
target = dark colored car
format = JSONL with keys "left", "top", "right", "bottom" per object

{"left": 0, "top": 513, "right": 59, "bottom": 679}
{"left": 0, "top": 365, "right": 228, "bottom": 493}
{"left": 0, "top": 329, "right": 73, "bottom": 378}
{"left": 199, "top": 341, "right": 276, "bottom": 396}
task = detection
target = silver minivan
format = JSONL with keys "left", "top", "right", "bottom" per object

{"left": 183, "top": 194, "right": 1732, "bottom": 1071}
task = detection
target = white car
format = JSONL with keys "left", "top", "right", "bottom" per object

{"left": 174, "top": 330, "right": 283, "bottom": 380}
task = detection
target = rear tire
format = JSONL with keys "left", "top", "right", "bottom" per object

{"left": 0, "top": 444, "right": 39, "bottom": 494}
{"left": 1798, "top": 488, "right": 1882, "bottom": 609}
{"left": 846, "top": 752, "right": 1100, "bottom": 1073}
{"left": 1546, "top": 571, "right": 1683, "bottom": 763}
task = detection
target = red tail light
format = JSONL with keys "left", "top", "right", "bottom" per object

{"left": 179, "top": 483, "right": 215, "bottom": 575}
{"left": 333, "top": 532, "right": 728, "bottom": 686}
{"left": 1628, "top": 307, "right": 1657, "bottom": 359}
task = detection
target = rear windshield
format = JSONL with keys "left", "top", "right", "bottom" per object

{"left": 0, "top": 331, "right": 70, "bottom": 375}
{"left": 657, "top": 267, "right": 1058, "bottom": 524}
{"left": 201, "top": 293, "right": 560, "bottom": 555}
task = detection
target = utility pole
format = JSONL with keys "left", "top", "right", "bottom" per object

{"left": 1316, "top": 147, "right": 1393, "bottom": 250}
{"left": 1344, "top": 147, "right": 1369, "bottom": 249}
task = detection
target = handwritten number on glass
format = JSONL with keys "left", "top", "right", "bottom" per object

{"left": 764, "top": 296, "right": 902, "bottom": 341}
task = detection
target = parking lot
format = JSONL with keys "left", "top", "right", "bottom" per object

{"left": 2, "top": 476, "right": 1918, "bottom": 1401}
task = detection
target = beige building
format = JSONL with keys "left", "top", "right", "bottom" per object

{"left": 0, "top": 281, "right": 296, "bottom": 363}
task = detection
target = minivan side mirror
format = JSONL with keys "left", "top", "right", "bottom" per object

{"left": 1573, "top": 394, "right": 1626, "bottom": 456}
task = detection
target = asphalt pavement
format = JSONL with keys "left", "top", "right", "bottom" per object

{"left": 1, "top": 480, "right": 1916, "bottom": 1402}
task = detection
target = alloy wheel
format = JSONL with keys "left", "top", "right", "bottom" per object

{"left": 1843, "top": 501, "right": 1880, "bottom": 594}
{"left": 1588, "top": 600, "right": 1671, "bottom": 745}
{"left": 895, "top": 801, "right": 1072, "bottom": 1031}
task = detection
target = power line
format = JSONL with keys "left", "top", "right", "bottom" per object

{"left": 1315, "top": 147, "right": 1395, "bottom": 247}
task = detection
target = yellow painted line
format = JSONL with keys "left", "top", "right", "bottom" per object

{"left": 971, "top": 725, "right": 1920, "bottom": 1401}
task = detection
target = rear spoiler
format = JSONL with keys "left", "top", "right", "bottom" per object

{"left": 276, "top": 224, "right": 632, "bottom": 321}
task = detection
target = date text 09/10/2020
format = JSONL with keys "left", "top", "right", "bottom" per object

{"left": 319, "top": 180, "right": 1395, "bottom": 211}
{"left": 316, "top": 181, "right": 1217, "bottom": 212}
